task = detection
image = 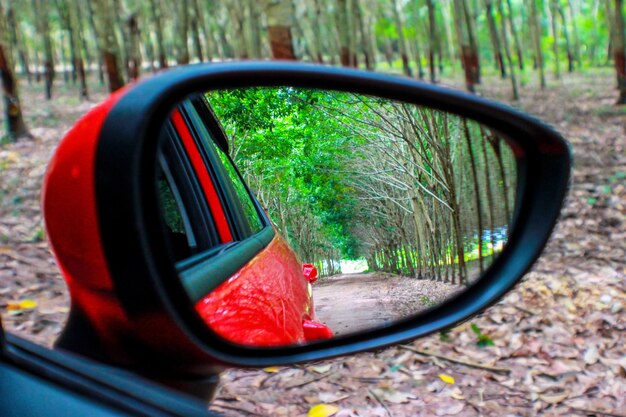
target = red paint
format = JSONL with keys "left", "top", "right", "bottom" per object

{"left": 195, "top": 235, "right": 333, "bottom": 346}
{"left": 171, "top": 110, "right": 233, "bottom": 243}
{"left": 302, "top": 263, "right": 318, "bottom": 284}
{"left": 303, "top": 319, "right": 334, "bottom": 342}
{"left": 43, "top": 88, "right": 132, "bottom": 352}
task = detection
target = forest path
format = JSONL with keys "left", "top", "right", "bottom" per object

{"left": 313, "top": 273, "right": 399, "bottom": 336}
{"left": 313, "top": 272, "right": 461, "bottom": 336}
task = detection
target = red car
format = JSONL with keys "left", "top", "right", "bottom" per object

{"left": 44, "top": 91, "right": 333, "bottom": 348}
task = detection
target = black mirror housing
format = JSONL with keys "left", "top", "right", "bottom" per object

{"left": 47, "top": 62, "right": 570, "bottom": 378}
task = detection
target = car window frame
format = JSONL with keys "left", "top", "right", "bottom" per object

{"left": 157, "top": 125, "right": 222, "bottom": 257}
{"left": 173, "top": 97, "right": 276, "bottom": 303}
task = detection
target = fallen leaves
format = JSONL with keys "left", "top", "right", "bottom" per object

{"left": 6, "top": 299, "right": 38, "bottom": 311}
{"left": 307, "top": 404, "right": 340, "bottom": 417}
{"left": 438, "top": 374, "right": 455, "bottom": 385}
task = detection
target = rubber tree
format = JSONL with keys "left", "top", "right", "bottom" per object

{"left": 264, "top": 0, "right": 297, "bottom": 60}
{"left": 0, "top": 1, "right": 28, "bottom": 140}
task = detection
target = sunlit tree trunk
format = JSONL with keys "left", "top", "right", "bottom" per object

{"left": 529, "top": 0, "right": 546, "bottom": 89}
{"left": 589, "top": 0, "right": 601, "bottom": 64}
{"left": 550, "top": 0, "right": 561, "bottom": 79}
{"left": 391, "top": 0, "right": 413, "bottom": 76}
{"left": 567, "top": 0, "right": 582, "bottom": 68}
{"left": 613, "top": 0, "right": 626, "bottom": 104}
{"left": 426, "top": 0, "right": 439, "bottom": 82}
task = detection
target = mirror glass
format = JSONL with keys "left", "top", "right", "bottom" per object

{"left": 155, "top": 88, "right": 517, "bottom": 347}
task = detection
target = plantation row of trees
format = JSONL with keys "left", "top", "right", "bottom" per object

{"left": 0, "top": 0, "right": 625, "bottom": 140}
{"left": 209, "top": 88, "right": 516, "bottom": 285}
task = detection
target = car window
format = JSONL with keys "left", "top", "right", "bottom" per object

{"left": 157, "top": 165, "right": 194, "bottom": 262}
{"left": 185, "top": 99, "right": 267, "bottom": 240}
{"left": 209, "top": 140, "right": 265, "bottom": 236}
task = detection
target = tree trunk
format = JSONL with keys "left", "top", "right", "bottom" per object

{"left": 556, "top": 0, "right": 575, "bottom": 72}
{"left": 550, "top": 0, "right": 561, "bottom": 79}
{"left": 336, "top": 0, "right": 352, "bottom": 66}
{"left": 391, "top": 0, "right": 413, "bottom": 77}
{"left": 463, "top": 120, "right": 484, "bottom": 274}
{"left": 127, "top": 14, "right": 141, "bottom": 80}
{"left": 85, "top": 0, "right": 105, "bottom": 84}
{"left": 193, "top": 0, "right": 214, "bottom": 61}
{"left": 175, "top": 0, "right": 190, "bottom": 64}
{"left": 614, "top": 0, "right": 626, "bottom": 104}
{"left": 55, "top": 0, "right": 77, "bottom": 83}
{"left": 149, "top": 0, "right": 167, "bottom": 68}
{"left": 426, "top": 0, "right": 439, "bottom": 82}
{"left": 453, "top": 0, "right": 476, "bottom": 91}
{"left": 462, "top": 0, "right": 481, "bottom": 83}
{"left": 355, "top": 0, "right": 374, "bottom": 69}
{"left": 567, "top": 0, "right": 582, "bottom": 68}
{"left": 93, "top": 0, "right": 125, "bottom": 92}
{"left": 484, "top": 0, "right": 506, "bottom": 78}
{"left": 68, "top": 0, "right": 88, "bottom": 99}
{"left": 6, "top": 7, "right": 31, "bottom": 84}
{"left": 0, "top": 3, "right": 28, "bottom": 140}
{"left": 498, "top": 0, "right": 519, "bottom": 100}
{"left": 265, "top": 0, "right": 297, "bottom": 60}
{"left": 190, "top": 17, "right": 204, "bottom": 62}
{"left": 34, "top": 0, "right": 55, "bottom": 99}
{"left": 529, "top": 0, "right": 546, "bottom": 89}
{"left": 505, "top": 0, "right": 524, "bottom": 69}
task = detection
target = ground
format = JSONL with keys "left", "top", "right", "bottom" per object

{"left": 314, "top": 273, "right": 462, "bottom": 336}
{"left": 0, "top": 70, "right": 624, "bottom": 417}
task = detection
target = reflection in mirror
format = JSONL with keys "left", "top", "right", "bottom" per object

{"left": 156, "top": 88, "right": 517, "bottom": 347}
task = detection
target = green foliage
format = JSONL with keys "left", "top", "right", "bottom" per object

{"left": 471, "top": 323, "right": 495, "bottom": 347}
{"left": 209, "top": 88, "right": 363, "bottom": 264}
{"left": 439, "top": 329, "right": 451, "bottom": 342}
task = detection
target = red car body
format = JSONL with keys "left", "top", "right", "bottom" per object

{"left": 43, "top": 88, "right": 332, "bottom": 349}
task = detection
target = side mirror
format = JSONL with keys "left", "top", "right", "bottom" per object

{"left": 43, "top": 63, "right": 570, "bottom": 396}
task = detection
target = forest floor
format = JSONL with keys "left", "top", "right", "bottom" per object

{"left": 1, "top": 69, "right": 625, "bottom": 417}
{"left": 314, "top": 273, "right": 461, "bottom": 337}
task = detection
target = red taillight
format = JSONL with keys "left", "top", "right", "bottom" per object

{"left": 302, "top": 263, "right": 318, "bottom": 283}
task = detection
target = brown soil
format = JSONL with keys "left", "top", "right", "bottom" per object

{"left": 314, "top": 273, "right": 462, "bottom": 336}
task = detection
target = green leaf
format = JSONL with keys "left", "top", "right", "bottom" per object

{"left": 439, "top": 329, "right": 451, "bottom": 342}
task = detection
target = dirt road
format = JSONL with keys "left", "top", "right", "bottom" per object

{"left": 312, "top": 272, "right": 461, "bottom": 336}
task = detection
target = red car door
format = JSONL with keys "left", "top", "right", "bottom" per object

{"left": 159, "top": 96, "right": 333, "bottom": 346}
